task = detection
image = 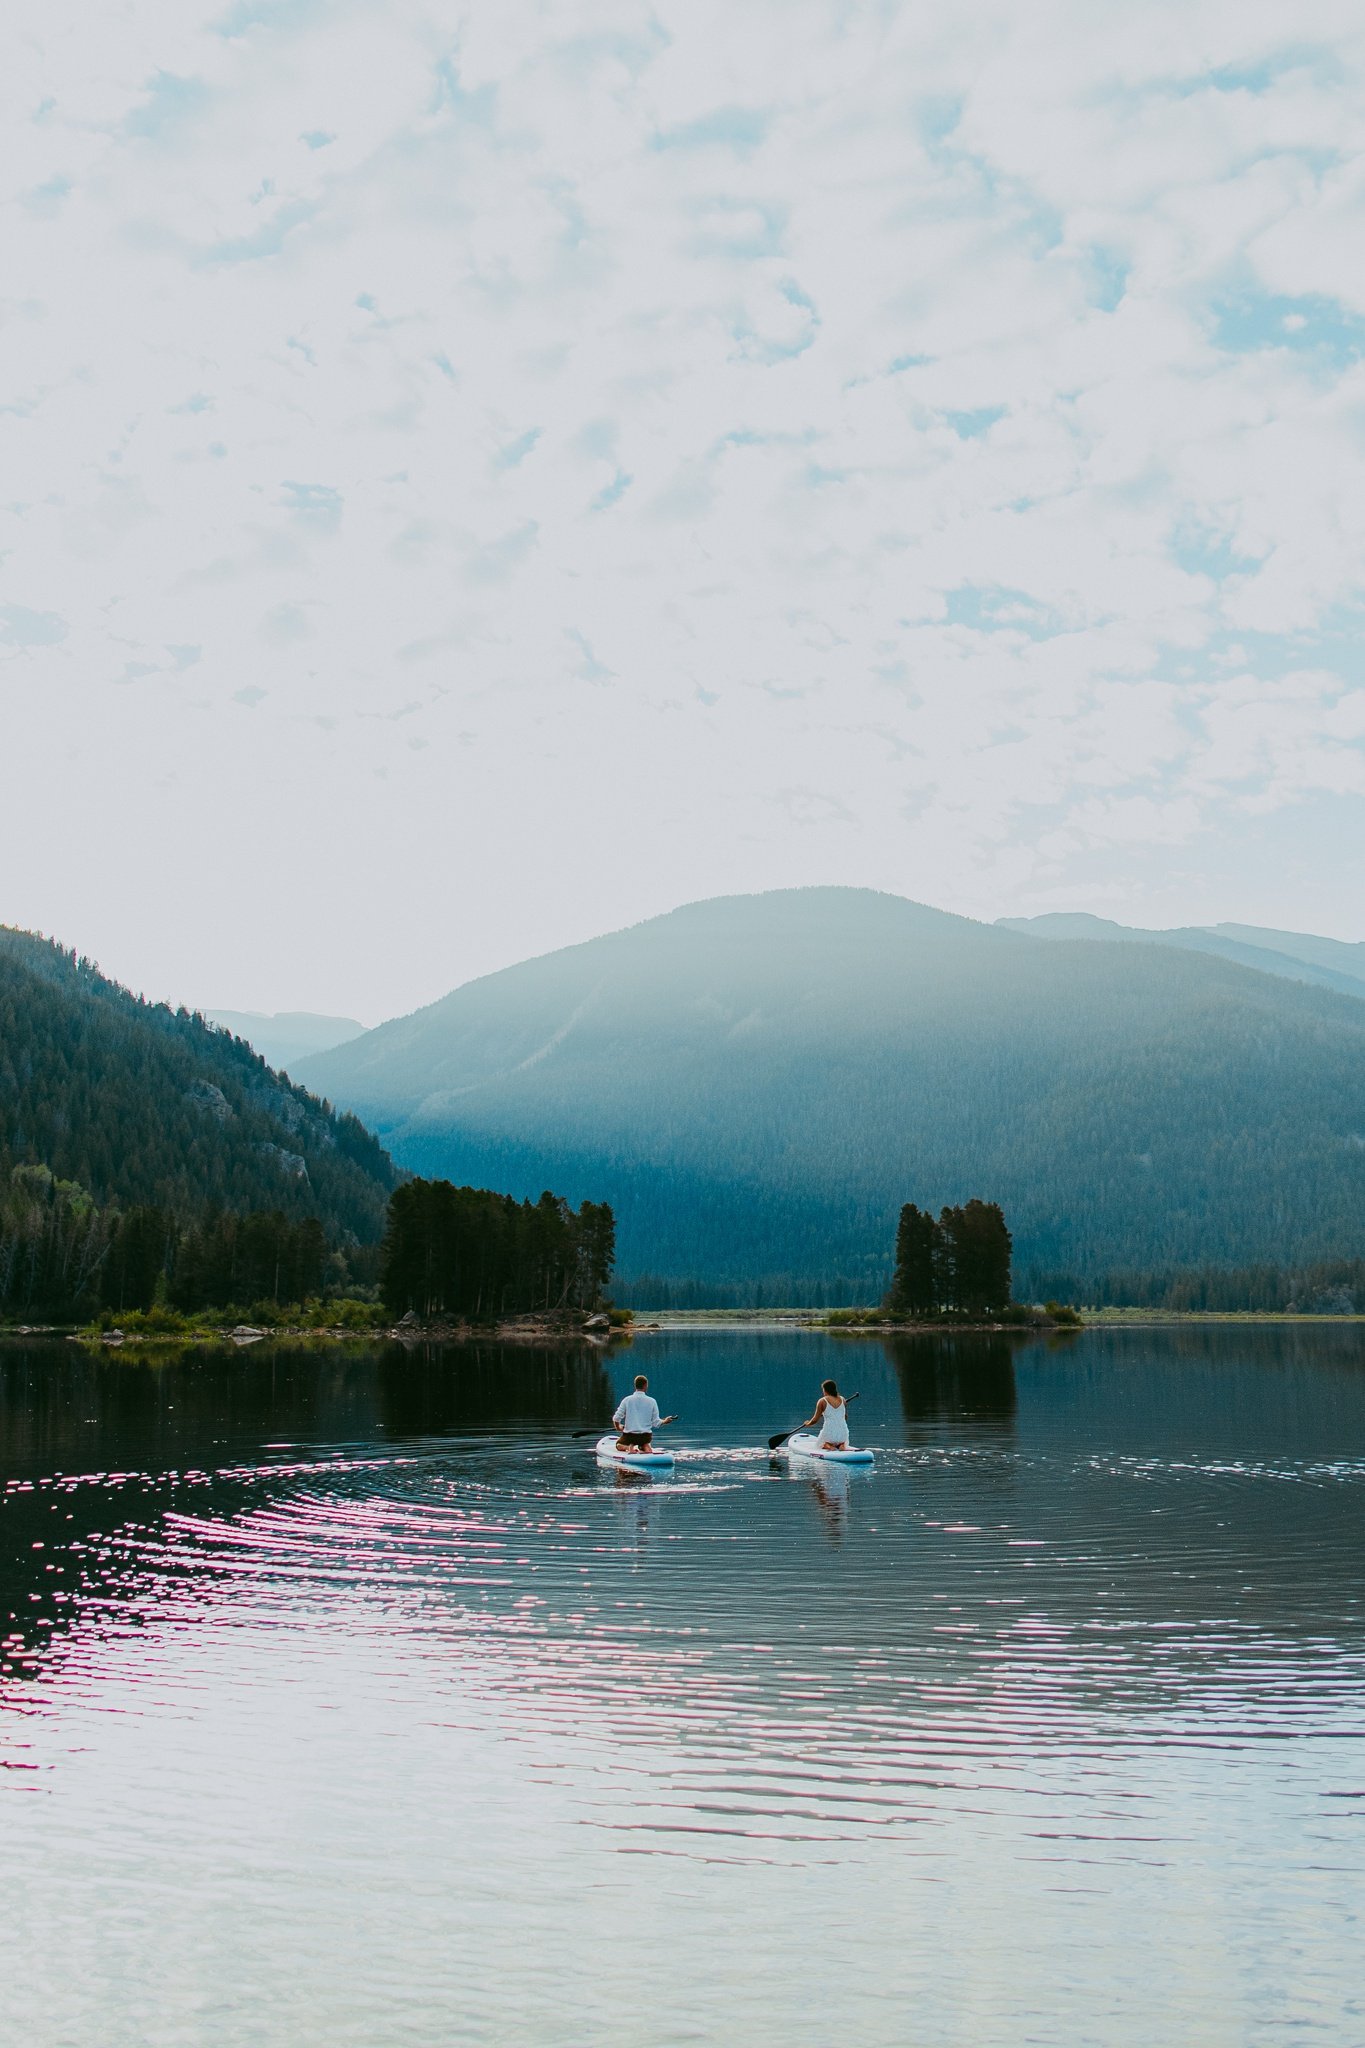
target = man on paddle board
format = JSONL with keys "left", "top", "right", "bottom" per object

{"left": 801, "top": 1379, "right": 850, "bottom": 1449}
{"left": 614, "top": 1375, "right": 675, "bottom": 1452}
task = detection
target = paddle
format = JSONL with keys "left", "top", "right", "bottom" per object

{"left": 768, "top": 1393, "right": 859, "bottom": 1452}
{"left": 572, "top": 1417, "right": 678, "bottom": 1439}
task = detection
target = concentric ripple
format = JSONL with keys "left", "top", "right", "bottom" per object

{"left": 1, "top": 1326, "right": 1363, "bottom": 2046}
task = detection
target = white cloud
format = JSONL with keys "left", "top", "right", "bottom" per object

{"left": 1, "top": 0, "right": 1363, "bottom": 1014}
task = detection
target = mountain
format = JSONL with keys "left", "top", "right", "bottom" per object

{"left": 205, "top": 1010, "right": 367, "bottom": 1072}
{"left": 1208, "top": 923, "right": 1365, "bottom": 986}
{"left": 297, "top": 888, "right": 1365, "bottom": 1296}
{"left": 997, "top": 913, "right": 1365, "bottom": 1003}
{"left": 0, "top": 929, "right": 396, "bottom": 1240}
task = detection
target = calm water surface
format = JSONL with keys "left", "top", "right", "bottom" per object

{"left": 2, "top": 1326, "right": 1363, "bottom": 2046}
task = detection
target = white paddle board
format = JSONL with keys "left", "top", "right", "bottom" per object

{"left": 777, "top": 1433, "right": 874, "bottom": 1466}
{"left": 595, "top": 1434, "right": 674, "bottom": 1472}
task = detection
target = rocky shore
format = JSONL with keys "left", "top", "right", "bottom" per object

{"left": 69, "top": 1308, "right": 623, "bottom": 1349}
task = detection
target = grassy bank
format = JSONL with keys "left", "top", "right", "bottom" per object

{"left": 629, "top": 1305, "right": 1082, "bottom": 1331}
{"left": 1079, "top": 1307, "right": 1365, "bottom": 1325}
{"left": 61, "top": 1301, "right": 628, "bottom": 1348}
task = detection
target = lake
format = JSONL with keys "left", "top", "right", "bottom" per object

{"left": 2, "top": 1325, "right": 1363, "bottom": 2045}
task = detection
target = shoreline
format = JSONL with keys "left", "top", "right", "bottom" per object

{"left": 626, "top": 1307, "right": 1365, "bottom": 1329}
{"left": 634, "top": 1312, "right": 1073, "bottom": 1335}
{"left": 0, "top": 1313, "right": 621, "bottom": 1349}
{"left": 1067, "top": 1307, "right": 1365, "bottom": 1326}
{"left": 4, "top": 1307, "right": 1363, "bottom": 1348}
{"left": 74, "top": 1315, "right": 620, "bottom": 1350}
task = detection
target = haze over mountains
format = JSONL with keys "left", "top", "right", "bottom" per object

{"left": 998, "top": 915, "right": 1365, "bottom": 1003}
{"left": 6, "top": 891, "right": 1363, "bottom": 1306}
{"left": 298, "top": 888, "right": 1365, "bottom": 1299}
{"left": 206, "top": 1010, "right": 367, "bottom": 1074}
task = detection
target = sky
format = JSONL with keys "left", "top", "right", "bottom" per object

{"left": 3, "top": 0, "right": 1365, "bottom": 1022}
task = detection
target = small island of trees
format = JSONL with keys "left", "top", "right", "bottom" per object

{"left": 884, "top": 1199, "right": 1013, "bottom": 1319}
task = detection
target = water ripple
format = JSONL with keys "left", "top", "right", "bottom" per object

{"left": 1, "top": 1331, "right": 1363, "bottom": 2046}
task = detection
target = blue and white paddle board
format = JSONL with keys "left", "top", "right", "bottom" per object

{"left": 778, "top": 1433, "right": 874, "bottom": 1466}
{"left": 596, "top": 1434, "right": 674, "bottom": 1472}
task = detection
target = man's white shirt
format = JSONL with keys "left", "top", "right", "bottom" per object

{"left": 613, "top": 1391, "right": 661, "bottom": 1431}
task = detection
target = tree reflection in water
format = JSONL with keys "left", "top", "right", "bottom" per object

{"left": 882, "top": 1330, "right": 1027, "bottom": 1435}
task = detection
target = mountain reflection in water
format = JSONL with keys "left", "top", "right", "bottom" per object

{"left": 1, "top": 1326, "right": 1362, "bottom": 2048}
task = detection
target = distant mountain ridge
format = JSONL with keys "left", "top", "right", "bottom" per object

{"left": 1211, "top": 922, "right": 1365, "bottom": 980}
{"left": 206, "top": 1010, "right": 367, "bottom": 1072}
{"left": 996, "top": 913, "right": 1365, "bottom": 1003}
{"left": 0, "top": 928, "right": 396, "bottom": 1240}
{"left": 298, "top": 887, "right": 1365, "bottom": 1295}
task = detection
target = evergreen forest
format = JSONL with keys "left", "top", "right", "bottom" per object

{"left": 0, "top": 1167, "right": 375, "bottom": 1322}
{"left": 380, "top": 1178, "right": 616, "bottom": 1320}
{"left": 0, "top": 927, "right": 396, "bottom": 1322}
{"left": 0, "top": 927, "right": 394, "bottom": 1233}
{"left": 1053, "top": 1259, "right": 1365, "bottom": 1315}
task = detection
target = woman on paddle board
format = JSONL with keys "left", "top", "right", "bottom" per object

{"left": 802, "top": 1380, "right": 850, "bottom": 1449}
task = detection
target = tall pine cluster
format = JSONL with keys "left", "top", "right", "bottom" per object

{"left": 380, "top": 1179, "right": 615, "bottom": 1320}
{"left": 885, "top": 1199, "right": 1012, "bottom": 1317}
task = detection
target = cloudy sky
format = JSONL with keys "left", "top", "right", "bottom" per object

{"left": 4, "top": 0, "right": 1365, "bottom": 1019}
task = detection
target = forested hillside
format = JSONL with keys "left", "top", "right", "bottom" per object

{"left": 299, "top": 889, "right": 1365, "bottom": 1300}
{"left": 0, "top": 928, "right": 396, "bottom": 1240}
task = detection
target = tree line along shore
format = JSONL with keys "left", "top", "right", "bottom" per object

{"left": 20, "top": 1186, "right": 1072, "bottom": 1346}
{"left": 3, "top": 1160, "right": 1360, "bottom": 1342}
{"left": 5, "top": 1177, "right": 1036, "bottom": 1342}
{"left": 1, "top": 1173, "right": 622, "bottom": 1342}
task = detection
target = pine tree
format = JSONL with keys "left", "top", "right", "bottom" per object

{"left": 944, "top": 1199, "right": 1013, "bottom": 1313}
{"left": 936, "top": 1205, "right": 964, "bottom": 1311}
{"left": 572, "top": 1201, "right": 616, "bottom": 1308}
{"left": 886, "top": 1203, "right": 938, "bottom": 1316}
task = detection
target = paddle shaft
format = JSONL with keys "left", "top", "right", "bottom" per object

{"left": 769, "top": 1392, "right": 860, "bottom": 1452}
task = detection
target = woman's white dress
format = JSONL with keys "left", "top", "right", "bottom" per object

{"left": 817, "top": 1397, "right": 849, "bottom": 1447}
